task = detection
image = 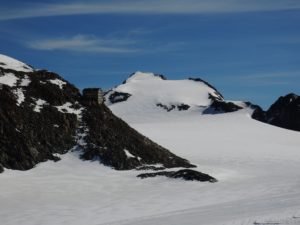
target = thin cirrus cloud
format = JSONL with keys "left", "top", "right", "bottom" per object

{"left": 232, "top": 71, "right": 300, "bottom": 86}
{"left": 0, "top": 0, "right": 300, "bottom": 21}
{"left": 26, "top": 34, "right": 186, "bottom": 54}
{"left": 27, "top": 35, "right": 138, "bottom": 53}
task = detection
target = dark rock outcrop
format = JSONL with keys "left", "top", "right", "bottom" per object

{"left": 156, "top": 103, "right": 176, "bottom": 112}
{"left": 81, "top": 103, "right": 195, "bottom": 170}
{"left": 204, "top": 100, "right": 243, "bottom": 114}
{"left": 177, "top": 103, "right": 190, "bottom": 111}
{"left": 136, "top": 165, "right": 166, "bottom": 171}
{"left": 156, "top": 103, "right": 190, "bottom": 112}
{"left": 0, "top": 68, "right": 78, "bottom": 171}
{"left": 108, "top": 91, "right": 131, "bottom": 104}
{"left": 252, "top": 93, "right": 300, "bottom": 132}
{"left": 203, "top": 93, "right": 243, "bottom": 114}
{"left": 246, "top": 102, "right": 266, "bottom": 122}
{"left": 137, "top": 169, "right": 217, "bottom": 182}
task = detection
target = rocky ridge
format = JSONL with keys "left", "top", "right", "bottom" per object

{"left": 252, "top": 93, "right": 300, "bottom": 132}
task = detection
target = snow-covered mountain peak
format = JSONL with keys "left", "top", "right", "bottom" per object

{"left": 105, "top": 72, "right": 235, "bottom": 122}
{"left": 107, "top": 71, "right": 223, "bottom": 106}
{"left": 0, "top": 54, "right": 34, "bottom": 72}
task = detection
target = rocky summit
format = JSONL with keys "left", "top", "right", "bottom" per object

{"left": 252, "top": 93, "right": 300, "bottom": 132}
{"left": 0, "top": 54, "right": 197, "bottom": 174}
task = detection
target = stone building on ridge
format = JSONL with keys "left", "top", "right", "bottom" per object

{"left": 82, "top": 88, "right": 104, "bottom": 106}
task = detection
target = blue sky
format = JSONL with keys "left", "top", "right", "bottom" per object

{"left": 0, "top": 0, "right": 299, "bottom": 109}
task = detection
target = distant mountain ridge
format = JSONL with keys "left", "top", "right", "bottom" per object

{"left": 105, "top": 71, "right": 246, "bottom": 125}
{"left": 106, "top": 71, "right": 300, "bottom": 132}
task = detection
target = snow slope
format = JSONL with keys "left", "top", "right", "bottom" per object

{"left": 0, "top": 54, "right": 33, "bottom": 72}
{"left": 1, "top": 71, "right": 300, "bottom": 225}
{"left": 1, "top": 110, "right": 300, "bottom": 225}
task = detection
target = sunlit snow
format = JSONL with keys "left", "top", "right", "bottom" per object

{"left": 0, "top": 73, "right": 19, "bottom": 87}
{"left": 20, "top": 75, "right": 31, "bottom": 86}
{"left": 0, "top": 54, "right": 33, "bottom": 72}
{"left": 48, "top": 79, "right": 66, "bottom": 89}
{"left": 33, "top": 98, "right": 48, "bottom": 112}
{"left": 55, "top": 102, "right": 83, "bottom": 120}
{"left": 13, "top": 88, "right": 25, "bottom": 106}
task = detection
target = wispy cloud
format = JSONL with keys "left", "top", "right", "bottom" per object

{"left": 0, "top": 0, "right": 300, "bottom": 21}
{"left": 26, "top": 34, "right": 187, "bottom": 54}
{"left": 27, "top": 35, "right": 138, "bottom": 53}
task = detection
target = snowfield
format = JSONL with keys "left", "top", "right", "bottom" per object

{"left": 1, "top": 72, "right": 300, "bottom": 225}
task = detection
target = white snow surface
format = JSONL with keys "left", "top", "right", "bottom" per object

{"left": 106, "top": 71, "right": 223, "bottom": 122}
{"left": 124, "top": 149, "right": 135, "bottom": 158}
{"left": 1, "top": 72, "right": 300, "bottom": 225}
{"left": 33, "top": 98, "right": 48, "bottom": 112}
{"left": 0, "top": 73, "right": 19, "bottom": 87}
{"left": 1, "top": 109, "right": 300, "bottom": 225}
{"left": 48, "top": 79, "right": 66, "bottom": 89}
{"left": 0, "top": 54, "right": 33, "bottom": 72}
{"left": 13, "top": 88, "right": 25, "bottom": 106}
{"left": 20, "top": 75, "right": 31, "bottom": 86}
{"left": 55, "top": 102, "right": 83, "bottom": 120}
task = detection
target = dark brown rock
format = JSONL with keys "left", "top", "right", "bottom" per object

{"left": 251, "top": 93, "right": 300, "bottom": 132}
{"left": 265, "top": 93, "right": 300, "bottom": 131}
{"left": 0, "top": 69, "right": 78, "bottom": 171}
{"left": 137, "top": 169, "right": 217, "bottom": 182}
{"left": 81, "top": 104, "right": 196, "bottom": 170}
{"left": 107, "top": 91, "right": 131, "bottom": 104}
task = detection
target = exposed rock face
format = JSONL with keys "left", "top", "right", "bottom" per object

{"left": 156, "top": 103, "right": 176, "bottom": 112}
{"left": 108, "top": 91, "right": 131, "bottom": 104}
{"left": 0, "top": 62, "right": 195, "bottom": 172}
{"left": 0, "top": 68, "right": 79, "bottom": 172}
{"left": 156, "top": 103, "right": 190, "bottom": 112}
{"left": 202, "top": 93, "right": 243, "bottom": 114}
{"left": 252, "top": 93, "right": 300, "bottom": 132}
{"left": 137, "top": 169, "right": 217, "bottom": 182}
{"left": 204, "top": 100, "right": 243, "bottom": 114}
{"left": 177, "top": 103, "right": 190, "bottom": 111}
{"left": 135, "top": 165, "right": 166, "bottom": 171}
{"left": 247, "top": 102, "right": 266, "bottom": 122}
{"left": 81, "top": 103, "right": 195, "bottom": 170}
